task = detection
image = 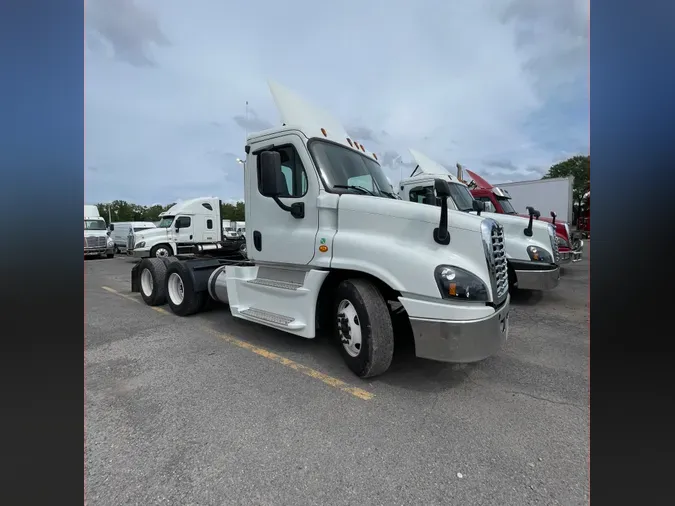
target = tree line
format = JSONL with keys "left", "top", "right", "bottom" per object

{"left": 95, "top": 200, "right": 245, "bottom": 223}
{"left": 95, "top": 155, "right": 588, "bottom": 224}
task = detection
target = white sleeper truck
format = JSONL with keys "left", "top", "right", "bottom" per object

{"left": 399, "top": 150, "right": 560, "bottom": 292}
{"left": 130, "top": 197, "right": 246, "bottom": 259}
{"left": 84, "top": 205, "right": 115, "bottom": 258}
{"left": 131, "top": 81, "right": 511, "bottom": 378}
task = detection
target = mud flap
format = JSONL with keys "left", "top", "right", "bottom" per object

{"left": 131, "top": 262, "right": 141, "bottom": 293}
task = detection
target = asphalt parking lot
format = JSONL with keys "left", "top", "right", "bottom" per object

{"left": 85, "top": 245, "right": 589, "bottom": 506}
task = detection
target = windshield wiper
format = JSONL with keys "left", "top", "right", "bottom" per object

{"left": 334, "top": 185, "right": 375, "bottom": 196}
{"left": 380, "top": 190, "right": 399, "bottom": 199}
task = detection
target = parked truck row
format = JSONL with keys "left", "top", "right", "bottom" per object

{"left": 398, "top": 150, "right": 561, "bottom": 292}
{"left": 131, "top": 81, "right": 513, "bottom": 379}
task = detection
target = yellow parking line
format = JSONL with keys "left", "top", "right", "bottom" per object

{"left": 101, "top": 286, "right": 170, "bottom": 315}
{"left": 99, "top": 285, "right": 374, "bottom": 401}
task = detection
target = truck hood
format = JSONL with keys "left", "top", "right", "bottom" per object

{"left": 84, "top": 230, "right": 108, "bottom": 238}
{"left": 134, "top": 227, "right": 169, "bottom": 242}
{"left": 339, "top": 194, "right": 486, "bottom": 233}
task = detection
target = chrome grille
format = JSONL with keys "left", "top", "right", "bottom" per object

{"left": 85, "top": 236, "right": 106, "bottom": 248}
{"left": 127, "top": 234, "right": 135, "bottom": 251}
{"left": 490, "top": 225, "right": 509, "bottom": 300}
{"left": 481, "top": 219, "right": 509, "bottom": 304}
{"left": 552, "top": 235, "right": 560, "bottom": 263}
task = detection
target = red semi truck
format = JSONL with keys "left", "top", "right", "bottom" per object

{"left": 465, "top": 170, "right": 584, "bottom": 264}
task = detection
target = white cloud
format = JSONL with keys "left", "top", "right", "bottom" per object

{"left": 85, "top": 0, "right": 589, "bottom": 203}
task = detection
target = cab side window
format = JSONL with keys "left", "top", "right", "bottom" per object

{"left": 257, "top": 145, "right": 308, "bottom": 198}
{"left": 175, "top": 217, "right": 191, "bottom": 228}
{"left": 408, "top": 186, "right": 439, "bottom": 206}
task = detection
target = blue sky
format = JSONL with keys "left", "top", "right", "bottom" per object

{"left": 85, "top": 0, "right": 589, "bottom": 205}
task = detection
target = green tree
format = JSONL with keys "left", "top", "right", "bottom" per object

{"left": 543, "top": 155, "right": 590, "bottom": 222}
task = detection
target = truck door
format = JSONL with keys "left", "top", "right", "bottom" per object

{"left": 202, "top": 216, "right": 217, "bottom": 242}
{"left": 246, "top": 133, "right": 320, "bottom": 265}
{"left": 174, "top": 216, "right": 193, "bottom": 243}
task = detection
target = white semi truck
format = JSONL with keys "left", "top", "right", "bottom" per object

{"left": 129, "top": 198, "right": 246, "bottom": 259}
{"left": 399, "top": 150, "right": 560, "bottom": 292}
{"left": 131, "top": 81, "right": 511, "bottom": 378}
{"left": 84, "top": 205, "right": 115, "bottom": 258}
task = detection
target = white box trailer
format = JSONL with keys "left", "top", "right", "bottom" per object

{"left": 497, "top": 177, "right": 574, "bottom": 224}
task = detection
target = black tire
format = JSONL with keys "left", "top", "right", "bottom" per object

{"left": 106, "top": 253, "right": 114, "bottom": 258}
{"left": 164, "top": 262, "right": 206, "bottom": 317}
{"left": 333, "top": 278, "right": 394, "bottom": 378}
{"left": 150, "top": 243, "right": 173, "bottom": 259}
{"left": 138, "top": 258, "right": 169, "bottom": 306}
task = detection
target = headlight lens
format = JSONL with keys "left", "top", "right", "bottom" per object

{"left": 107, "top": 237, "right": 114, "bottom": 247}
{"left": 526, "top": 245, "right": 553, "bottom": 263}
{"left": 434, "top": 265, "right": 489, "bottom": 301}
{"left": 136, "top": 241, "right": 146, "bottom": 248}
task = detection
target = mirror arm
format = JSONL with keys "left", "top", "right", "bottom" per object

{"left": 433, "top": 196, "right": 451, "bottom": 245}
{"left": 272, "top": 196, "right": 304, "bottom": 219}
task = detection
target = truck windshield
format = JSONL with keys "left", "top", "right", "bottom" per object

{"left": 157, "top": 216, "right": 175, "bottom": 228}
{"left": 84, "top": 219, "right": 106, "bottom": 230}
{"left": 448, "top": 183, "right": 475, "bottom": 212}
{"left": 309, "top": 140, "right": 395, "bottom": 198}
{"left": 497, "top": 196, "right": 516, "bottom": 214}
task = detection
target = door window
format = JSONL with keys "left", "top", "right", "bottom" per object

{"left": 206, "top": 219, "right": 213, "bottom": 229}
{"left": 175, "top": 217, "right": 191, "bottom": 229}
{"left": 408, "top": 186, "right": 439, "bottom": 206}
{"left": 258, "top": 145, "right": 308, "bottom": 198}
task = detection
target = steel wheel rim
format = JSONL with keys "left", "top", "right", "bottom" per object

{"left": 337, "top": 299, "right": 362, "bottom": 358}
{"left": 167, "top": 273, "right": 185, "bottom": 305}
{"left": 156, "top": 247, "right": 169, "bottom": 258}
{"left": 140, "top": 269, "right": 153, "bottom": 296}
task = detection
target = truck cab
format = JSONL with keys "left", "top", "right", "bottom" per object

{"left": 84, "top": 205, "right": 114, "bottom": 258}
{"left": 466, "top": 170, "right": 584, "bottom": 263}
{"left": 399, "top": 150, "right": 560, "bottom": 292}
{"left": 130, "top": 197, "right": 223, "bottom": 258}
{"left": 132, "top": 81, "right": 512, "bottom": 378}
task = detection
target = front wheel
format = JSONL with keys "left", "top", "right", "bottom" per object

{"left": 150, "top": 244, "right": 173, "bottom": 259}
{"left": 333, "top": 278, "right": 394, "bottom": 378}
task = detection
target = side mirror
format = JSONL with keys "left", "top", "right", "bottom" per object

{"left": 484, "top": 201, "right": 496, "bottom": 213}
{"left": 259, "top": 151, "right": 282, "bottom": 197}
{"left": 434, "top": 178, "right": 451, "bottom": 198}
{"left": 524, "top": 206, "right": 540, "bottom": 237}
{"left": 472, "top": 199, "right": 485, "bottom": 216}
{"left": 109, "top": 224, "right": 115, "bottom": 231}
{"left": 550, "top": 211, "right": 557, "bottom": 224}
{"left": 432, "top": 178, "right": 451, "bottom": 245}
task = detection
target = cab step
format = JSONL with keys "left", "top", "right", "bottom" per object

{"left": 247, "top": 278, "right": 303, "bottom": 291}
{"left": 239, "top": 307, "right": 306, "bottom": 330}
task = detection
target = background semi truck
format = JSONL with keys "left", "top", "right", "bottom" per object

{"left": 399, "top": 150, "right": 560, "bottom": 292}
{"left": 84, "top": 205, "right": 115, "bottom": 258}
{"left": 131, "top": 80, "right": 511, "bottom": 379}
{"left": 466, "top": 170, "right": 584, "bottom": 263}
{"left": 129, "top": 197, "right": 246, "bottom": 259}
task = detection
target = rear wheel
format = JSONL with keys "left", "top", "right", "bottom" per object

{"left": 139, "top": 258, "right": 169, "bottom": 306}
{"left": 333, "top": 278, "right": 394, "bottom": 378}
{"left": 165, "top": 262, "right": 206, "bottom": 317}
{"left": 150, "top": 244, "right": 173, "bottom": 259}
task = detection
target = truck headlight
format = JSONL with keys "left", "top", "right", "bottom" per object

{"left": 526, "top": 245, "right": 553, "bottom": 263}
{"left": 557, "top": 236, "right": 570, "bottom": 248}
{"left": 434, "top": 265, "right": 489, "bottom": 302}
{"left": 136, "top": 241, "right": 146, "bottom": 249}
{"left": 107, "top": 237, "right": 114, "bottom": 248}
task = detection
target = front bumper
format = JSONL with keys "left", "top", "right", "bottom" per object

{"left": 402, "top": 295, "right": 510, "bottom": 363}
{"left": 558, "top": 239, "right": 584, "bottom": 264}
{"left": 511, "top": 260, "right": 560, "bottom": 291}
{"left": 132, "top": 248, "right": 151, "bottom": 259}
{"left": 84, "top": 247, "right": 113, "bottom": 256}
